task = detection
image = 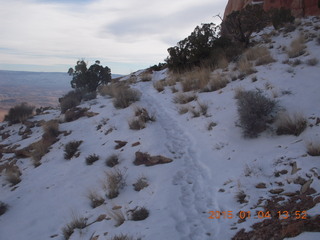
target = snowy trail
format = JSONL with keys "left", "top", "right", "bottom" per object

{"left": 139, "top": 82, "right": 220, "bottom": 239}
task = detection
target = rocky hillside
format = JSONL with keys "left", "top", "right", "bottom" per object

{"left": 1, "top": 17, "right": 320, "bottom": 240}
{"left": 224, "top": 0, "right": 320, "bottom": 19}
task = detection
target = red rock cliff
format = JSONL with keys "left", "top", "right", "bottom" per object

{"left": 224, "top": 0, "right": 320, "bottom": 18}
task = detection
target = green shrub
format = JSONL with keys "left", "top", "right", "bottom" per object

{"left": 270, "top": 8, "right": 295, "bottom": 30}
{"left": 4, "top": 103, "right": 34, "bottom": 124}
{"left": 237, "top": 90, "right": 276, "bottom": 137}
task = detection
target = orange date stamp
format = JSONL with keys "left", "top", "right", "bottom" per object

{"left": 208, "top": 210, "right": 308, "bottom": 220}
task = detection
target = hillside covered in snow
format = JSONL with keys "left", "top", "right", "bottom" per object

{"left": 1, "top": 17, "right": 320, "bottom": 240}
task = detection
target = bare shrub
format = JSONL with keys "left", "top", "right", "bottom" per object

{"left": 287, "top": 34, "right": 306, "bottom": 58}
{"left": 60, "top": 91, "right": 82, "bottom": 114}
{"left": 306, "top": 58, "right": 318, "bottom": 66}
{"left": 306, "top": 141, "right": 320, "bottom": 156}
{"left": 85, "top": 154, "right": 100, "bottom": 165}
{"left": 134, "top": 107, "right": 156, "bottom": 122}
{"left": 133, "top": 176, "right": 149, "bottom": 191}
{"left": 0, "top": 201, "right": 8, "bottom": 216}
{"left": 109, "top": 209, "right": 126, "bottom": 227}
{"left": 4, "top": 103, "right": 34, "bottom": 124}
{"left": 5, "top": 166, "right": 21, "bottom": 186}
{"left": 131, "top": 207, "right": 149, "bottom": 221}
{"left": 173, "top": 93, "right": 197, "bottom": 104}
{"left": 31, "top": 140, "right": 51, "bottom": 167}
{"left": 104, "top": 168, "right": 126, "bottom": 199}
{"left": 237, "top": 90, "right": 277, "bottom": 137}
{"left": 62, "top": 214, "right": 87, "bottom": 240}
{"left": 87, "top": 190, "right": 104, "bottom": 208}
{"left": 64, "top": 140, "right": 82, "bottom": 160}
{"left": 276, "top": 112, "right": 307, "bottom": 136}
{"left": 113, "top": 87, "right": 141, "bottom": 109}
{"left": 106, "top": 154, "right": 119, "bottom": 167}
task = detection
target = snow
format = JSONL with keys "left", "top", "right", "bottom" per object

{"left": 1, "top": 18, "right": 320, "bottom": 240}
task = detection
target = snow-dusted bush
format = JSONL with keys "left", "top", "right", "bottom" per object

{"left": 173, "top": 93, "right": 197, "bottom": 104}
{"left": 306, "top": 58, "right": 318, "bottom": 66}
{"left": 62, "top": 215, "right": 87, "bottom": 240}
{"left": 85, "top": 154, "right": 99, "bottom": 165}
{"left": 237, "top": 90, "right": 276, "bottom": 138}
{"left": 307, "top": 141, "right": 320, "bottom": 156}
{"left": 87, "top": 190, "right": 104, "bottom": 208}
{"left": 131, "top": 207, "right": 149, "bottom": 221}
{"left": 4, "top": 103, "right": 34, "bottom": 124}
{"left": 64, "top": 140, "right": 82, "bottom": 160}
{"left": 106, "top": 154, "right": 119, "bottom": 167}
{"left": 0, "top": 201, "right": 8, "bottom": 216}
{"left": 59, "top": 90, "right": 82, "bottom": 114}
{"left": 287, "top": 34, "right": 306, "bottom": 58}
{"left": 128, "top": 118, "right": 146, "bottom": 130}
{"left": 133, "top": 176, "right": 149, "bottom": 191}
{"left": 5, "top": 166, "right": 21, "bottom": 186}
{"left": 276, "top": 112, "right": 307, "bottom": 136}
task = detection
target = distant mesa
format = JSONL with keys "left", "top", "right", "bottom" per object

{"left": 224, "top": 0, "right": 320, "bottom": 19}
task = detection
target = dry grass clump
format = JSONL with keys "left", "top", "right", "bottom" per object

{"left": 0, "top": 201, "right": 8, "bottom": 216}
{"left": 87, "top": 189, "right": 105, "bottom": 208}
{"left": 31, "top": 140, "right": 51, "bottom": 167}
{"left": 215, "top": 55, "right": 229, "bottom": 69}
{"left": 113, "top": 87, "right": 141, "bottom": 109}
{"left": 181, "top": 67, "right": 211, "bottom": 92}
{"left": 306, "top": 141, "right": 320, "bottom": 156}
{"left": 42, "top": 120, "right": 60, "bottom": 139}
{"left": 178, "top": 106, "right": 189, "bottom": 115}
{"left": 276, "top": 112, "right": 307, "bottom": 136}
{"left": 129, "top": 107, "right": 155, "bottom": 130}
{"left": 242, "top": 46, "right": 275, "bottom": 66}
{"left": 100, "top": 83, "right": 141, "bottom": 109}
{"left": 306, "top": 58, "right": 318, "bottom": 66}
{"left": 60, "top": 91, "right": 82, "bottom": 114}
{"left": 133, "top": 176, "right": 149, "bottom": 191}
{"left": 109, "top": 234, "right": 134, "bottom": 240}
{"left": 85, "top": 154, "right": 100, "bottom": 165}
{"left": 153, "top": 80, "right": 166, "bottom": 92}
{"left": 109, "top": 209, "right": 126, "bottom": 227}
{"left": 173, "top": 93, "right": 197, "bottom": 104}
{"left": 237, "top": 57, "right": 256, "bottom": 76}
{"left": 64, "top": 140, "right": 82, "bottom": 160}
{"left": 287, "top": 34, "right": 306, "bottom": 58}
{"left": 5, "top": 165, "right": 21, "bottom": 186}
{"left": 104, "top": 168, "right": 126, "bottom": 199}
{"left": 106, "top": 154, "right": 119, "bottom": 167}
{"left": 203, "top": 73, "right": 229, "bottom": 92}
{"left": 140, "top": 73, "right": 152, "bottom": 82}
{"left": 62, "top": 214, "right": 87, "bottom": 240}
{"left": 128, "top": 118, "right": 146, "bottom": 130}
{"left": 131, "top": 207, "right": 149, "bottom": 221}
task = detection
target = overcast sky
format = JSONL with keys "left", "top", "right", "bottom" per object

{"left": 0, "top": 0, "right": 226, "bottom": 74}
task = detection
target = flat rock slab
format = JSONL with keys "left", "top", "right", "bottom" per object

{"left": 134, "top": 151, "right": 173, "bottom": 166}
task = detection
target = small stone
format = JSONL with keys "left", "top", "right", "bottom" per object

{"left": 131, "top": 141, "right": 140, "bottom": 147}
{"left": 255, "top": 183, "right": 267, "bottom": 189}
{"left": 114, "top": 140, "right": 127, "bottom": 149}
{"left": 269, "top": 188, "right": 284, "bottom": 194}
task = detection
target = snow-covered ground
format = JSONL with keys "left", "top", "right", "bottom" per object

{"left": 1, "top": 18, "right": 320, "bottom": 240}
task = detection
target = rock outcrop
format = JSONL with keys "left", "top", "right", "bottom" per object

{"left": 224, "top": 0, "right": 320, "bottom": 18}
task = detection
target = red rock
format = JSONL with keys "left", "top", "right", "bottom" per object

{"left": 224, "top": 0, "right": 320, "bottom": 19}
